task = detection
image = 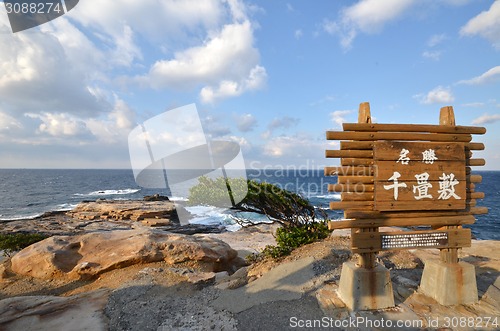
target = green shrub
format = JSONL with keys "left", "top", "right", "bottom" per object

{"left": 248, "top": 222, "right": 330, "bottom": 261}
{"left": 0, "top": 233, "right": 48, "bottom": 257}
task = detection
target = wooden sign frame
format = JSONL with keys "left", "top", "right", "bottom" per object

{"left": 325, "top": 103, "right": 487, "bottom": 268}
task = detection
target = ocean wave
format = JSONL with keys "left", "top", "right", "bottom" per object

{"left": 170, "top": 196, "right": 189, "bottom": 202}
{"left": 0, "top": 213, "right": 43, "bottom": 221}
{"left": 186, "top": 205, "right": 232, "bottom": 226}
{"left": 313, "top": 194, "right": 341, "bottom": 200}
{"left": 75, "top": 189, "right": 141, "bottom": 197}
{"left": 56, "top": 203, "right": 78, "bottom": 211}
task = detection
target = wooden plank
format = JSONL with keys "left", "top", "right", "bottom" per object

{"left": 341, "top": 141, "right": 374, "bottom": 150}
{"left": 468, "top": 192, "right": 485, "bottom": 199}
{"left": 440, "top": 106, "right": 456, "bottom": 126}
{"left": 341, "top": 158, "right": 374, "bottom": 166}
{"left": 467, "top": 183, "right": 476, "bottom": 191}
{"left": 467, "top": 159, "right": 486, "bottom": 166}
{"left": 324, "top": 166, "right": 374, "bottom": 176}
{"left": 345, "top": 207, "right": 486, "bottom": 219}
{"left": 339, "top": 142, "right": 482, "bottom": 151}
{"left": 375, "top": 200, "right": 466, "bottom": 211}
{"left": 469, "top": 175, "right": 482, "bottom": 183}
{"left": 472, "top": 206, "right": 488, "bottom": 214}
{"left": 325, "top": 150, "right": 373, "bottom": 158}
{"left": 330, "top": 201, "right": 374, "bottom": 210}
{"left": 337, "top": 176, "right": 374, "bottom": 184}
{"left": 358, "top": 102, "right": 372, "bottom": 124}
{"left": 330, "top": 200, "right": 477, "bottom": 212}
{"left": 468, "top": 142, "right": 485, "bottom": 150}
{"left": 342, "top": 123, "right": 486, "bottom": 135}
{"left": 351, "top": 228, "right": 471, "bottom": 253}
{"left": 375, "top": 161, "right": 467, "bottom": 181}
{"left": 326, "top": 131, "right": 472, "bottom": 142}
{"left": 341, "top": 192, "right": 374, "bottom": 201}
{"left": 328, "top": 215, "right": 475, "bottom": 230}
{"left": 373, "top": 141, "right": 465, "bottom": 161}
{"left": 328, "top": 183, "right": 374, "bottom": 193}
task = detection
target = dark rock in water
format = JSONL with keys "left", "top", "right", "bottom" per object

{"left": 38, "top": 210, "right": 68, "bottom": 219}
{"left": 144, "top": 194, "right": 170, "bottom": 202}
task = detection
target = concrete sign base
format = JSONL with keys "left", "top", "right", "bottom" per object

{"left": 420, "top": 260, "right": 478, "bottom": 306}
{"left": 337, "top": 261, "right": 395, "bottom": 311}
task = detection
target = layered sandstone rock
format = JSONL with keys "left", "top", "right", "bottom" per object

{"left": 66, "top": 200, "right": 190, "bottom": 223}
{"left": 10, "top": 228, "right": 240, "bottom": 280}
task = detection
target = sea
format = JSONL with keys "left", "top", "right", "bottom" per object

{"left": 0, "top": 169, "right": 498, "bottom": 240}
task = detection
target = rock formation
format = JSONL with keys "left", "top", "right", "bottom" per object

{"left": 10, "top": 228, "right": 241, "bottom": 280}
{"left": 66, "top": 200, "right": 191, "bottom": 225}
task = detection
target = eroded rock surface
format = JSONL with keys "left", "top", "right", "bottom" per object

{"left": 10, "top": 228, "right": 240, "bottom": 280}
{"left": 66, "top": 200, "right": 189, "bottom": 223}
{"left": 0, "top": 290, "right": 109, "bottom": 331}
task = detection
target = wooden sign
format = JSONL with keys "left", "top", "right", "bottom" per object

{"left": 325, "top": 102, "right": 487, "bottom": 268}
{"left": 374, "top": 141, "right": 466, "bottom": 211}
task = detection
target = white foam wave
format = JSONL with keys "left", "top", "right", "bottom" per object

{"left": 56, "top": 203, "right": 78, "bottom": 211}
{"left": 314, "top": 194, "right": 341, "bottom": 200}
{"left": 170, "top": 196, "right": 188, "bottom": 202}
{"left": 186, "top": 205, "right": 230, "bottom": 226}
{"left": 0, "top": 213, "right": 43, "bottom": 221}
{"left": 75, "top": 189, "right": 140, "bottom": 197}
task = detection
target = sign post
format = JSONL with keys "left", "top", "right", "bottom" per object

{"left": 325, "top": 102, "right": 487, "bottom": 309}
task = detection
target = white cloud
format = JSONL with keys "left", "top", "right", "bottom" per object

{"left": 138, "top": 17, "right": 266, "bottom": 103}
{"left": 460, "top": 1, "right": 500, "bottom": 50}
{"left": 330, "top": 110, "right": 353, "bottom": 128}
{"left": 294, "top": 29, "right": 303, "bottom": 39}
{"left": 261, "top": 134, "right": 329, "bottom": 161}
{"left": 260, "top": 116, "right": 300, "bottom": 141}
{"left": 200, "top": 65, "right": 267, "bottom": 104}
{"left": 415, "top": 86, "right": 455, "bottom": 104}
{"left": 268, "top": 116, "right": 300, "bottom": 130}
{"left": 86, "top": 99, "right": 137, "bottom": 143}
{"left": 0, "top": 1, "right": 270, "bottom": 167}
{"left": 472, "top": 113, "right": 500, "bottom": 125}
{"left": 26, "top": 112, "right": 89, "bottom": 137}
{"left": 13, "top": 98, "right": 136, "bottom": 146}
{"left": 0, "top": 19, "right": 109, "bottom": 117}
{"left": 235, "top": 113, "right": 257, "bottom": 132}
{"left": 422, "top": 50, "right": 442, "bottom": 61}
{"left": 427, "top": 33, "right": 446, "bottom": 47}
{"left": 324, "top": 0, "right": 416, "bottom": 50}
{"left": 0, "top": 111, "right": 22, "bottom": 132}
{"left": 461, "top": 102, "right": 485, "bottom": 108}
{"left": 69, "top": 0, "right": 223, "bottom": 46}
{"left": 457, "top": 66, "right": 500, "bottom": 85}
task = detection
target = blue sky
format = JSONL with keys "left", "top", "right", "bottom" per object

{"left": 0, "top": 0, "right": 499, "bottom": 169}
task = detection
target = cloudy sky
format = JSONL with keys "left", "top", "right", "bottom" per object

{"left": 0, "top": 0, "right": 499, "bottom": 169}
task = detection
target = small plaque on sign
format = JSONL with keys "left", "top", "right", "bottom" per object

{"left": 381, "top": 232, "right": 448, "bottom": 250}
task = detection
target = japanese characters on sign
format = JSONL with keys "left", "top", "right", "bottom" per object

{"left": 374, "top": 142, "right": 466, "bottom": 211}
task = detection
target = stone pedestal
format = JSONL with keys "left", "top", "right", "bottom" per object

{"left": 337, "top": 261, "right": 395, "bottom": 311}
{"left": 420, "top": 260, "right": 478, "bottom": 306}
